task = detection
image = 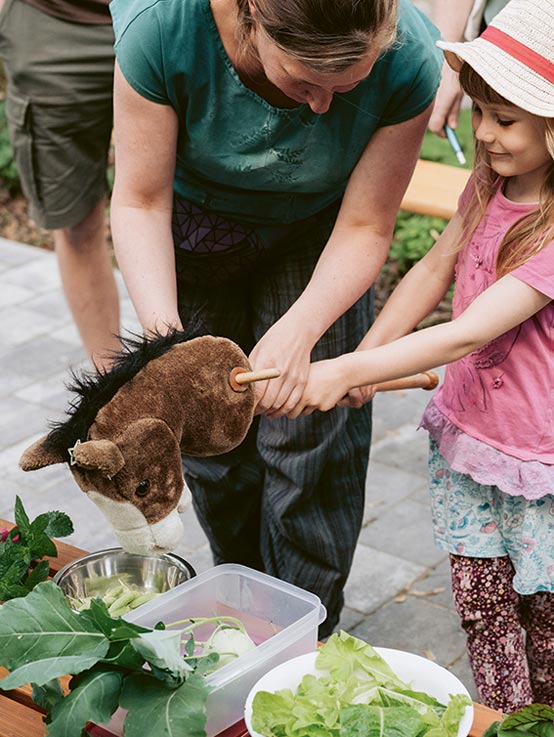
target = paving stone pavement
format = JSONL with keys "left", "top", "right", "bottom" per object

{"left": 0, "top": 236, "right": 476, "bottom": 698}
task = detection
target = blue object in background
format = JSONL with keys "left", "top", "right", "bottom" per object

{"left": 444, "top": 124, "right": 467, "bottom": 165}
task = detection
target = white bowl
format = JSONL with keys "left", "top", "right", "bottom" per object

{"left": 244, "top": 648, "right": 474, "bottom": 737}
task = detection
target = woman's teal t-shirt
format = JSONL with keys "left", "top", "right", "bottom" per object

{"left": 111, "top": 0, "right": 442, "bottom": 225}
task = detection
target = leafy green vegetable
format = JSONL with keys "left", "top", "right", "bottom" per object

{"left": 340, "top": 705, "right": 425, "bottom": 737}
{"left": 316, "top": 631, "right": 404, "bottom": 688}
{"left": 251, "top": 631, "right": 472, "bottom": 737}
{"left": 0, "top": 580, "right": 257, "bottom": 737}
{"left": 31, "top": 679, "right": 66, "bottom": 712}
{"left": 48, "top": 670, "right": 124, "bottom": 737}
{"left": 120, "top": 673, "right": 208, "bottom": 737}
{"left": 0, "top": 495, "right": 73, "bottom": 601}
{"left": 0, "top": 582, "right": 109, "bottom": 689}
{"left": 482, "top": 704, "right": 554, "bottom": 737}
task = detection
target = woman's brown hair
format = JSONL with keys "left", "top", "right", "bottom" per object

{"left": 236, "top": 0, "right": 398, "bottom": 73}
{"left": 458, "top": 62, "right": 554, "bottom": 278}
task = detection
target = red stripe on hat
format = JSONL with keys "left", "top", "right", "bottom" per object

{"left": 481, "top": 26, "right": 554, "bottom": 83}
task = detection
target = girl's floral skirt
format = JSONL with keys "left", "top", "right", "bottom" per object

{"left": 428, "top": 437, "right": 554, "bottom": 594}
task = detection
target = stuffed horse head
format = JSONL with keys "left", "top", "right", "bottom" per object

{"left": 19, "top": 332, "right": 271, "bottom": 554}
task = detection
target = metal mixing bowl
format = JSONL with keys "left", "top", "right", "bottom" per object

{"left": 53, "top": 547, "right": 196, "bottom": 608}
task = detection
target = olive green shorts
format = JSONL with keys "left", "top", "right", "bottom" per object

{"left": 0, "top": 0, "right": 114, "bottom": 229}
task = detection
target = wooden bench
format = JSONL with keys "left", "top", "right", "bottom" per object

{"left": 401, "top": 159, "right": 471, "bottom": 220}
{"left": 0, "top": 517, "right": 502, "bottom": 737}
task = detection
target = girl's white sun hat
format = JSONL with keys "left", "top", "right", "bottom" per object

{"left": 437, "top": 0, "right": 554, "bottom": 118}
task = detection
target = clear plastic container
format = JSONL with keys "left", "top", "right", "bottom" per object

{"left": 105, "top": 564, "right": 326, "bottom": 736}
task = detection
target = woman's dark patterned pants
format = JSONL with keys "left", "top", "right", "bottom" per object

{"left": 174, "top": 202, "right": 373, "bottom": 638}
{"left": 450, "top": 554, "right": 554, "bottom": 712}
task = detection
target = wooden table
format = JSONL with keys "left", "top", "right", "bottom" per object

{"left": 400, "top": 159, "right": 471, "bottom": 220}
{"left": 0, "top": 518, "right": 502, "bottom": 737}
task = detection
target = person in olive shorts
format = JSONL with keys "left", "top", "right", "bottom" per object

{"left": 0, "top": 0, "right": 120, "bottom": 370}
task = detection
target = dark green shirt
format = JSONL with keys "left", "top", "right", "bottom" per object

{"left": 112, "top": 0, "right": 441, "bottom": 225}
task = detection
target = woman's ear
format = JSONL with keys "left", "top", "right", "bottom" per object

{"left": 247, "top": 0, "right": 257, "bottom": 19}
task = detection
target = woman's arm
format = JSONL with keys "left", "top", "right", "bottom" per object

{"left": 288, "top": 274, "right": 550, "bottom": 417}
{"left": 111, "top": 63, "right": 182, "bottom": 335}
{"left": 251, "top": 103, "right": 434, "bottom": 416}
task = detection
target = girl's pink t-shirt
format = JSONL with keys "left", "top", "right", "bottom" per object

{"left": 432, "top": 178, "right": 554, "bottom": 463}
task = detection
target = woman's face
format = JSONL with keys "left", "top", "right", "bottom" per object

{"left": 254, "top": 30, "right": 376, "bottom": 114}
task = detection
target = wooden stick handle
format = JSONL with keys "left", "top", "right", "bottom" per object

{"left": 373, "top": 371, "right": 439, "bottom": 393}
{"left": 234, "top": 368, "right": 281, "bottom": 385}
{"left": 229, "top": 367, "right": 281, "bottom": 392}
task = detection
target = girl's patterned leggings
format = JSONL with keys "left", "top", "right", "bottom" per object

{"left": 450, "top": 554, "right": 554, "bottom": 713}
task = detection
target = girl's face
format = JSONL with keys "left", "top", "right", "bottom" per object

{"left": 472, "top": 99, "right": 551, "bottom": 189}
{"left": 254, "top": 30, "right": 376, "bottom": 114}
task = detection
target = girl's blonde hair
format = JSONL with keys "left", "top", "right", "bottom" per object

{"left": 235, "top": 0, "right": 398, "bottom": 73}
{"left": 459, "top": 62, "right": 554, "bottom": 278}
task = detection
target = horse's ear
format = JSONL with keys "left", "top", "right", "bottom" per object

{"left": 73, "top": 439, "right": 125, "bottom": 479}
{"left": 20, "top": 435, "right": 67, "bottom": 471}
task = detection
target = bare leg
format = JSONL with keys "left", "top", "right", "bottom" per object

{"left": 53, "top": 198, "right": 121, "bottom": 371}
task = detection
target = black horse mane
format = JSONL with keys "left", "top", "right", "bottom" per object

{"left": 44, "top": 327, "right": 206, "bottom": 456}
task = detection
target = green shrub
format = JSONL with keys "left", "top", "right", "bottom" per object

{"left": 0, "top": 62, "right": 20, "bottom": 193}
{"left": 389, "top": 109, "right": 473, "bottom": 276}
{"left": 0, "top": 98, "right": 20, "bottom": 193}
{"left": 390, "top": 210, "right": 446, "bottom": 275}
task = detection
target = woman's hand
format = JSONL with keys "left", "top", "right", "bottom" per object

{"left": 249, "top": 316, "right": 316, "bottom": 417}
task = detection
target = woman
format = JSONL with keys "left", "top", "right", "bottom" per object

{"left": 110, "top": 0, "right": 441, "bottom": 636}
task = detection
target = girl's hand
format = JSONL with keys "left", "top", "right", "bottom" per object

{"left": 285, "top": 359, "right": 352, "bottom": 419}
{"left": 337, "top": 384, "right": 377, "bottom": 408}
{"left": 249, "top": 318, "right": 315, "bottom": 417}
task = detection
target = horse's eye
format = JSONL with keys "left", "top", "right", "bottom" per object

{"left": 136, "top": 479, "right": 150, "bottom": 497}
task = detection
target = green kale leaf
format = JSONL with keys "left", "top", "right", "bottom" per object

{"left": 47, "top": 668, "right": 124, "bottom": 737}
{"left": 0, "top": 581, "right": 109, "bottom": 689}
{"left": 483, "top": 705, "right": 554, "bottom": 737}
{"left": 120, "top": 672, "right": 209, "bottom": 737}
{"left": 0, "top": 580, "right": 231, "bottom": 737}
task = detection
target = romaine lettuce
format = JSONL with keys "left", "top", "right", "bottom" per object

{"left": 251, "top": 632, "right": 472, "bottom": 737}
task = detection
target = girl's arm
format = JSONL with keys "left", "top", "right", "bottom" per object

{"left": 358, "top": 212, "right": 463, "bottom": 351}
{"left": 110, "top": 64, "right": 182, "bottom": 335}
{"left": 251, "top": 104, "right": 434, "bottom": 417}
{"left": 288, "top": 273, "right": 550, "bottom": 417}
{"left": 309, "top": 210, "right": 461, "bottom": 410}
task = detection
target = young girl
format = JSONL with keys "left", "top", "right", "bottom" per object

{"left": 288, "top": 0, "right": 554, "bottom": 713}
